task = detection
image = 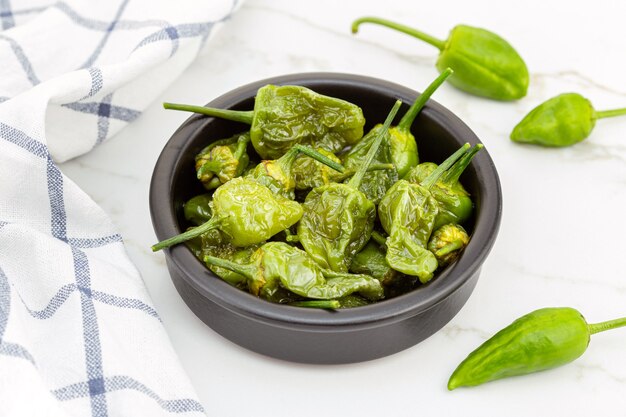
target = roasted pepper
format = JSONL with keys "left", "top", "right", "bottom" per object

{"left": 194, "top": 132, "right": 250, "bottom": 189}
{"left": 428, "top": 223, "right": 469, "bottom": 267}
{"left": 510, "top": 93, "right": 626, "bottom": 147}
{"left": 378, "top": 144, "right": 469, "bottom": 282}
{"left": 183, "top": 193, "right": 213, "bottom": 226}
{"left": 246, "top": 144, "right": 343, "bottom": 199}
{"left": 342, "top": 70, "right": 453, "bottom": 203}
{"left": 163, "top": 84, "right": 365, "bottom": 159}
{"left": 352, "top": 17, "right": 529, "bottom": 100}
{"left": 204, "top": 242, "right": 384, "bottom": 301}
{"left": 152, "top": 177, "right": 303, "bottom": 251}
{"left": 404, "top": 144, "right": 482, "bottom": 229}
{"left": 448, "top": 307, "right": 626, "bottom": 390}
{"left": 349, "top": 241, "right": 399, "bottom": 286}
{"left": 297, "top": 100, "right": 402, "bottom": 272}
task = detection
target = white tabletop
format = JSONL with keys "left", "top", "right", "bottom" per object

{"left": 60, "top": 1, "right": 626, "bottom": 416}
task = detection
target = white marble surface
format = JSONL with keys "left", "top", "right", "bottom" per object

{"left": 60, "top": 1, "right": 626, "bottom": 416}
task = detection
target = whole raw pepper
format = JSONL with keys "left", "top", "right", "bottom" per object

{"left": 378, "top": 144, "right": 469, "bottom": 282}
{"left": 246, "top": 144, "right": 344, "bottom": 200}
{"left": 352, "top": 17, "right": 529, "bottom": 100}
{"left": 151, "top": 177, "right": 303, "bottom": 251}
{"left": 194, "top": 132, "right": 250, "bottom": 189}
{"left": 297, "top": 100, "right": 402, "bottom": 272}
{"left": 163, "top": 84, "right": 366, "bottom": 159}
{"left": 510, "top": 92, "right": 626, "bottom": 147}
{"left": 427, "top": 223, "right": 469, "bottom": 267}
{"left": 183, "top": 193, "right": 213, "bottom": 226}
{"left": 203, "top": 242, "right": 384, "bottom": 301}
{"left": 448, "top": 307, "right": 626, "bottom": 390}
{"left": 404, "top": 144, "right": 483, "bottom": 229}
{"left": 342, "top": 69, "right": 453, "bottom": 203}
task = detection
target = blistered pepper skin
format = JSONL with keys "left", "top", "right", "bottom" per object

{"left": 510, "top": 93, "right": 595, "bottom": 147}
{"left": 448, "top": 308, "right": 590, "bottom": 390}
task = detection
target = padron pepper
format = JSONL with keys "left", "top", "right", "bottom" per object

{"left": 183, "top": 193, "right": 213, "bottom": 226}
{"left": 292, "top": 148, "right": 344, "bottom": 191}
{"left": 349, "top": 241, "right": 400, "bottom": 286}
{"left": 510, "top": 92, "right": 626, "bottom": 147}
{"left": 427, "top": 223, "right": 469, "bottom": 267}
{"left": 378, "top": 144, "right": 469, "bottom": 283}
{"left": 404, "top": 144, "right": 483, "bottom": 229}
{"left": 297, "top": 100, "right": 402, "bottom": 272}
{"left": 246, "top": 144, "right": 344, "bottom": 200}
{"left": 152, "top": 177, "right": 303, "bottom": 251}
{"left": 194, "top": 132, "right": 250, "bottom": 189}
{"left": 163, "top": 84, "right": 366, "bottom": 159}
{"left": 352, "top": 17, "right": 529, "bottom": 100}
{"left": 204, "top": 242, "right": 384, "bottom": 301}
{"left": 342, "top": 69, "right": 454, "bottom": 203}
{"left": 448, "top": 307, "right": 626, "bottom": 390}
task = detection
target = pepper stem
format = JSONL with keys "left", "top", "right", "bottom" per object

{"left": 197, "top": 160, "right": 223, "bottom": 180}
{"left": 370, "top": 231, "right": 388, "bottom": 248}
{"left": 588, "top": 317, "right": 626, "bottom": 335}
{"left": 163, "top": 102, "right": 254, "bottom": 125}
{"left": 203, "top": 255, "right": 256, "bottom": 280}
{"left": 351, "top": 17, "right": 446, "bottom": 50}
{"left": 595, "top": 107, "right": 626, "bottom": 119}
{"left": 292, "top": 145, "right": 345, "bottom": 173}
{"left": 289, "top": 300, "right": 340, "bottom": 309}
{"left": 152, "top": 218, "right": 220, "bottom": 252}
{"left": 348, "top": 100, "right": 402, "bottom": 189}
{"left": 397, "top": 68, "right": 454, "bottom": 132}
{"left": 441, "top": 144, "right": 484, "bottom": 185}
{"left": 233, "top": 133, "right": 250, "bottom": 161}
{"left": 435, "top": 240, "right": 465, "bottom": 257}
{"left": 421, "top": 143, "right": 470, "bottom": 189}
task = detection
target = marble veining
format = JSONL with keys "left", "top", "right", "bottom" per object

{"left": 58, "top": 1, "right": 626, "bottom": 416}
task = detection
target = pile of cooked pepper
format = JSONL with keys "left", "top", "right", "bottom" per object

{"left": 152, "top": 69, "right": 483, "bottom": 309}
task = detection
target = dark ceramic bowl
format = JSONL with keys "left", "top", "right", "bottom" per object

{"left": 150, "top": 73, "right": 502, "bottom": 364}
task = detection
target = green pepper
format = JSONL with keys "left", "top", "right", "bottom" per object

{"left": 510, "top": 93, "right": 626, "bottom": 147}
{"left": 297, "top": 100, "right": 402, "bottom": 272}
{"left": 204, "top": 242, "right": 384, "bottom": 301}
{"left": 292, "top": 148, "right": 344, "bottom": 190}
{"left": 151, "top": 177, "right": 303, "bottom": 251}
{"left": 352, "top": 17, "right": 529, "bottom": 101}
{"left": 349, "top": 241, "right": 399, "bottom": 286}
{"left": 404, "top": 144, "right": 482, "bottom": 229}
{"left": 201, "top": 243, "right": 259, "bottom": 288}
{"left": 163, "top": 84, "right": 366, "bottom": 159}
{"left": 378, "top": 144, "right": 469, "bottom": 283}
{"left": 448, "top": 307, "right": 626, "bottom": 390}
{"left": 342, "top": 70, "right": 453, "bottom": 204}
{"left": 246, "top": 144, "right": 344, "bottom": 200}
{"left": 183, "top": 194, "right": 213, "bottom": 226}
{"left": 427, "top": 224, "right": 469, "bottom": 267}
{"left": 194, "top": 132, "right": 250, "bottom": 189}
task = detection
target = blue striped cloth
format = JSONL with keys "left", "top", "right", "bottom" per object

{"left": 0, "top": 1, "right": 241, "bottom": 415}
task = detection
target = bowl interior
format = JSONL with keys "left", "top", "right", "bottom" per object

{"left": 152, "top": 73, "right": 501, "bottom": 327}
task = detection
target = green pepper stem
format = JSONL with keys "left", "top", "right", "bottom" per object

{"left": 421, "top": 143, "right": 470, "bottom": 189}
{"left": 588, "top": 317, "right": 626, "bottom": 335}
{"left": 152, "top": 218, "right": 220, "bottom": 252}
{"left": 370, "top": 231, "right": 388, "bottom": 247}
{"left": 595, "top": 107, "right": 626, "bottom": 119}
{"left": 292, "top": 145, "right": 345, "bottom": 173}
{"left": 163, "top": 102, "right": 254, "bottom": 125}
{"left": 233, "top": 133, "right": 250, "bottom": 161}
{"left": 348, "top": 100, "right": 402, "bottom": 190}
{"left": 197, "top": 160, "right": 222, "bottom": 179}
{"left": 435, "top": 239, "right": 465, "bottom": 257}
{"left": 397, "top": 68, "right": 454, "bottom": 132}
{"left": 203, "top": 255, "right": 256, "bottom": 280}
{"left": 289, "top": 300, "right": 340, "bottom": 309}
{"left": 441, "top": 144, "right": 484, "bottom": 185}
{"left": 351, "top": 17, "right": 446, "bottom": 50}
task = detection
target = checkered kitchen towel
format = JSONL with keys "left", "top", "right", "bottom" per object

{"left": 0, "top": 0, "right": 241, "bottom": 415}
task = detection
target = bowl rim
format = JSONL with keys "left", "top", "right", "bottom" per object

{"left": 150, "top": 72, "right": 502, "bottom": 331}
